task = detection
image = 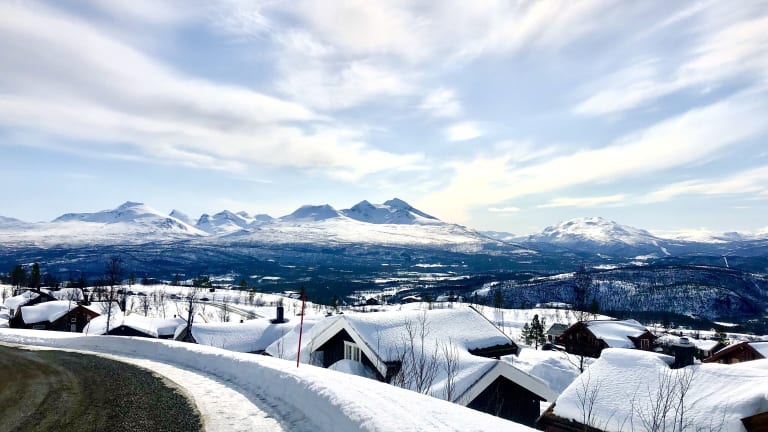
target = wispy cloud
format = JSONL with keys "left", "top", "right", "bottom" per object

{"left": 574, "top": 9, "right": 768, "bottom": 116}
{"left": 538, "top": 194, "right": 626, "bottom": 208}
{"left": 420, "top": 88, "right": 462, "bottom": 118}
{"left": 422, "top": 90, "right": 768, "bottom": 222}
{"left": 446, "top": 122, "right": 482, "bottom": 141}
{"left": 488, "top": 207, "right": 521, "bottom": 213}
{"left": 641, "top": 166, "right": 768, "bottom": 203}
{"left": 0, "top": 2, "right": 421, "bottom": 180}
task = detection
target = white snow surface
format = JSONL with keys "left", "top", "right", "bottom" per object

{"left": 0, "top": 329, "right": 532, "bottom": 432}
{"left": 751, "top": 342, "right": 768, "bottom": 358}
{"left": 329, "top": 359, "right": 379, "bottom": 379}
{"left": 586, "top": 319, "right": 650, "bottom": 348}
{"left": 553, "top": 349, "right": 768, "bottom": 432}
{"left": 529, "top": 217, "right": 660, "bottom": 246}
{"left": 4, "top": 290, "right": 40, "bottom": 311}
{"left": 19, "top": 300, "right": 77, "bottom": 324}
{"left": 85, "top": 312, "right": 184, "bottom": 337}
{"left": 507, "top": 348, "right": 591, "bottom": 394}
{"left": 184, "top": 317, "right": 298, "bottom": 353}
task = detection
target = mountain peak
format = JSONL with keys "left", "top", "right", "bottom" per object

{"left": 281, "top": 204, "right": 343, "bottom": 222}
{"left": 341, "top": 199, "right": 439, "bottom": 225}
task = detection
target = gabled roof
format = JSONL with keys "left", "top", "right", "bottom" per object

{"left": 19, "top": 300, "right": 79, "bottom": 324}
{"left": 571, "top": 319, "right": 653, "bottom": 348}
{"left": 455, "top": 361, "right": 558, "bottom": 405}
{"left": 704, "top": 341, "right": 768, "bottom": 363}
{"left": 85, "top": 313, "right": 184, "bottom": 337}
{"left": 309, "top": 306, "right": 526, "bottom": 400}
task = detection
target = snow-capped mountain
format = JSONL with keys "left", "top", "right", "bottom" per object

{"left": 53, "top": 201, "right": 203, "bottom": 234}
{"left": 169, "top": 209, "right": 195, "bottom": 226}
{"left": 523, "top": 217, "right": 673, "bottom": 257}
{"left": 280, "top": 204, "right": 345, "bottom": 222}
{"left": 341, "top": 199, "right": 440, "bottom": 225}
{"left": 196, "top": 210, "right": 252, "bottom": 234}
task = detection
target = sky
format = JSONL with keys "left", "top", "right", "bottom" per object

{"left": 1, "top": 0, "right": 767, "bottom": 235}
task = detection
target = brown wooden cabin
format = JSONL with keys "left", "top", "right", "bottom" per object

{"left": 703, "top": 341, "right": 767, "bottom": 364}
{"left": 16, "top": 303, "right": 99, "bottom": 332}
{"left": 560, "top": 320, "right": 657, "bottom": 358}
{"left": 742, "top": 411, "right": 768, "bottom": 432}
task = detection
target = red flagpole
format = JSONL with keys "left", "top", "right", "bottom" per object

{"left": 296, "top": 292, "right": 306, "bottom": 368}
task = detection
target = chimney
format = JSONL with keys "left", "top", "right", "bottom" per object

{"left": 672, "top": 337, "right": 695, "bottom": 369}
{"left": 271, "top": 306, "right": 285, "bottom": 324}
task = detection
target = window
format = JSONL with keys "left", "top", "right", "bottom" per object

{"left": 344, "top": 341, "right": 361, "bottom": 362}
{"left": 640, "top": 339, "right": 650, "bottom": 350}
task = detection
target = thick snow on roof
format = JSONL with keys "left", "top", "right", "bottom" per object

{"left": 657, "top": 334, "right": 722, "bottom": 353}
{"left": 507, "top": 348, "right": 592, "bottom": 394}
{"left": 341, "top": 306, "right": 513, "bottom": 359}
{"left": 751, "top": 342, "right": 768, "bottom": 358}
{"left": 586, "top": 319, "right": 650, "bottom": 348}
{"left": 20, "top": 300, "right": 78, "bottom": 324}
{"left": 85, "top": 312, "right": 184, "bottom": 337}
{"left": 186, "top": 317, "right": 297, "bottom": 353}
{"left": 0, "top": 329, "right": 535, "bottom": 432}
{"left": 4, "top": 291, "right": 39, "bottom": 311}
{"left": 553, "top": 349, "right": 768, "bottom": 432}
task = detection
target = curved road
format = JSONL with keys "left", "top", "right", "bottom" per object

{"left": 0, "top": 345, "right": 202, "bottom": 432}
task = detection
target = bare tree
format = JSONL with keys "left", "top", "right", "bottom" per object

{"left": 573, "top": 262, "right": 593, "bottom": 322}
{"left": 217, "top": 303, "right": 231, "bottom": 322}
{"left": 140, "top": 295, "right": 151, "bottom": 316}
{"left": 391, "top": 312, "right": 440, "bottom": 394}
{"left": 1, "top": 286, "right": 9, "bottom": 303}
{"left": 182, "top": 286, "right": 201, "bottom": 334}
{"left": 575, "top": 371, "right": 603, "bottom": 432}
{"left": 103, "top": 256, "right": 123, "bottom": 334}
{"left": 441, "top": 338, "right": 460, "bottom": 401}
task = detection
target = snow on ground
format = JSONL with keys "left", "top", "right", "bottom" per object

{"left": 0, "top": 329, "right": 534, "bottom": 432}
{"left": 553, "top": 349, "right": 768, "bottom": 432}
{"left": 182, "top": 317, "right": 299, "bottom": 353}
{"left": 506, "top": 348, "right": 593, "bottom": 394}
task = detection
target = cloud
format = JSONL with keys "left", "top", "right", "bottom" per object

{"left": 640, "top": 166, "right": 768, "bottom": 203}
{"left": 574, "top": 11, "right": 768, "bottom": 116}
{"left": 421, "top": 90, "right": 768, "bottom": 222}
{"left": 446, "top": 122, "right": 482, "bottom": 141}
{"left": 538, "top": 194, "right": 627, "bottom": 208}
{"left": 0, "top": 2, "right": 421, "bottom": 180}
{"left": 488, "top": 207, "right": 521, "bottom": 213}
{"left": 420, "top": 88, "right": 462, "bottom": 118}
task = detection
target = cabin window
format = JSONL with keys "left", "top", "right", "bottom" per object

{"left": 344, "top": 341, "right": 361, "bottom": 362}
{"left": 640, "top": 339, "right": 650, "bottom": 350}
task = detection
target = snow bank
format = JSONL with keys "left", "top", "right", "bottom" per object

{"left": 329, "top": 359, "right": 379, "bottom": 379}
{"left": 0, "top": 329, "right": 533, "bottom": 432}
{"left": 553, "top": 349, "right": 768, "bottom": 432}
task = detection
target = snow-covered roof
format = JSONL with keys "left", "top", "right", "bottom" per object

{"left": 4, "top": 291, "right": 39, "bottom": 311}
{"left": 85, "top": 313, "right": 184, "bottom": 337}
{"left": 751, "top": 342, "right": 768, "bottom": 358}
{"left": 552, "top": 349, "right": 768, "bottom": 432}
{"left": 584, "top": 319, "right": 651, "bottom": 348}
{"left": 81, "top": 301, "right": 121, "bottom": 316}
{"left": 308, "top": 306, "right": 529, "bottom": 402}
{"left": 506, "top": 348, "right": 593, "bottom": 394}
{"left": 657, "top": 334, "right": 723, "bottom": 353}
{"left": 183, "top": 318, "right": 297, "bottom": 353}
{"left": 19, "top": 300, "right": 79, "bottom": 324}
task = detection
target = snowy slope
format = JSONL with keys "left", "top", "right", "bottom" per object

{"left": 196, "top": 210, "right": 252, "bottom": 234}
{"left": 342, "top": 199, "right": 441, "bottom": 225}
{"left": 280, "top": 204, "right": 345, "bottom": 222}
{"left": 524, "top": 217, "right": 673, "bottom": 257}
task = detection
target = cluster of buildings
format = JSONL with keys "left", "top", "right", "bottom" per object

{"left": 2, "top": 287, "right": 767, "bottom": 431}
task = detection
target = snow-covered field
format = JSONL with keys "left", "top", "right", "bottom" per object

{"left": 0, "top": 329, "right": 534, "bottom": 432}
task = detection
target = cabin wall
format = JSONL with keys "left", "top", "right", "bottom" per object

{"left": 467, "top": 376, "right": 542, "bottom": 426}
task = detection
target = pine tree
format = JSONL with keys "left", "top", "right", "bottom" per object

{"left": 522, "top": 322, "right": 532, "bottom": 345}
{"left": 28, "top": 263, "right": 41, "bottom": 290}
{"left": 525, "top": 314, "right": 547, "bottom": 349}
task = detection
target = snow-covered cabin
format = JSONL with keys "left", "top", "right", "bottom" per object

{"left": 538, "top": 348, "right": 768, "bottom": 432}
{"left": 704, "top": 341, "right": 768, "bottom": 364}
{"left": 5, "top": 289, "right": 57, "bottom": 320}
{"left": 657, "top": 333, "right": 727, "bottom": 360}
{"left": 84, "top": 312, "right": 183, "bottom": 338}
{"left": 13, "top": 300, "right": 99, "bottom": 332}
{"left": 303, "top": 306, "right": 556, "bottom": 425}
{"left": 559, "top": 319, "right": 656, "bottom": 358}
{"left": 174, "top": 317, "right": 297, "bottom": 353}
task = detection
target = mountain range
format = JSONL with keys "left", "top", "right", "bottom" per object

{"left": 1, "top": 201, "right": 767, "bottom": 257}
